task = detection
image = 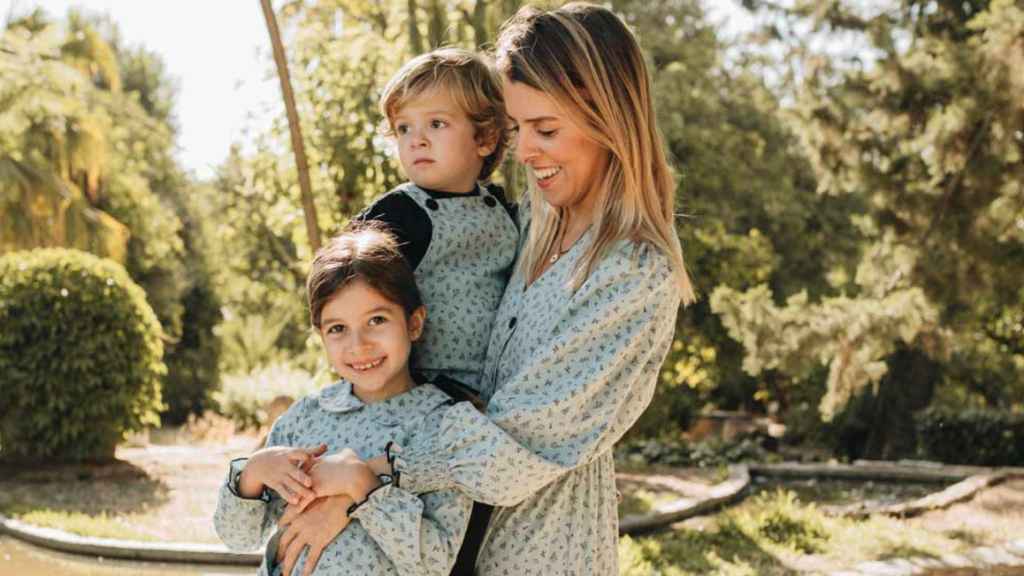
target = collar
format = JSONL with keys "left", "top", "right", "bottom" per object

{"left": 406, "top": 182, "right": 483, "bottom": 199}
{"left": 316, "top": 379, "right": 453, "bottom": 425}
{"left": 317, "top": 380, "right": 365, "bottom": 413}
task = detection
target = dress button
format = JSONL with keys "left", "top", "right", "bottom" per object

{"left": 425, "top": 199, "right": 439, "bottom": 211}
{"left": 484, "top": 196, "right": 497, "bottom": 207}
{"left": 508, "top": 317, "right": 517, "bottom": 329}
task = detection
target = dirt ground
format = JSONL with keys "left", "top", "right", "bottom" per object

{"left": 0, "top": 431, "right": 260, "bottom": 543}
{"left": 911, "top": 477, "right": 1024, "bottom": 544}
{"left": 1, "top": 431, "right": 1022, "bottom": 550}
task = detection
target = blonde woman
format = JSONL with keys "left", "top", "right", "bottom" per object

{"left": 275, "top": 3, "right": 695, "bottom": 575}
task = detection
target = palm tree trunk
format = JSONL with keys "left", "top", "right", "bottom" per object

{"left": 259, "top": 0, "right": 321, "bottom": 252}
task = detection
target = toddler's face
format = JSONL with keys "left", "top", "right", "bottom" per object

{"left": 318, "top": 280, "right": 424, "bottom": 403}
{"left": 392, "top": 87, "right": 493, "bottom": 193}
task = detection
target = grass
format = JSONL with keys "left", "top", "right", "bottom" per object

{"left": 6, "top": 508, "right": 159, "bottom": 541}
{"left": 619, "top": 487, "right": 975, "bottom": 575}
{"left": 619, "top": 487, "right": 685, "bottom": 517}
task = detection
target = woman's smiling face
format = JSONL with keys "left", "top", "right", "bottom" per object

{"left": 504, "top": 80, "right": 608, "bottom": 219}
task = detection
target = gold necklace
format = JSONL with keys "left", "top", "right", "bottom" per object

{"left": 549, "top": 246, "right": 570, "bottom": 264}
{"left": 549, "top": 218, "right": 589, "bottom": 264}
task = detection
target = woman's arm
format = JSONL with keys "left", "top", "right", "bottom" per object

{"left": 350, "top": 485, "right": 472, "bottom": 576}
{"left": 396, "top": 245, "right": 681, "bottom": 505}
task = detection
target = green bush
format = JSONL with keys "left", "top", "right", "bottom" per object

{"left": 0, "top": 249, "right": 165, "bottom": 462}
{"left": 615, "top": 433, "right": 770, "bottom": 469}
{"left": 214, "top": 364, "right": 320, "bottom": 430}
{"left": 916, "top": 408, "right": 1024, "bottom": 466}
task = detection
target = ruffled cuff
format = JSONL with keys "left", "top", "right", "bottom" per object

{"left": 213, "top": 459, "right": 272, "bottom": 551}
{"left": 391, "top": 427, "right": 456, "bottom": 494}
{"left": 347, "top": 483, "right": 413, "bottom": 521}
{"left": 226, "top": 457, "right": 273, "bottom": 502}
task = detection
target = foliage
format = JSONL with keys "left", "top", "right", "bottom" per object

{"left": 751, "top": 490, "right": 829, "bottom": 554}
{"left": 616, "top": 434, "right": 771, "bottom": 469}
{"left": 161, "top": 259, "right": 223, "bottom": 423}
{"left": 712, "top": 233, "right": 940, "bottom": 421}
{"left": 916, "top": 407, "right": 1024, "bottom": 466}
{"left": 2, "top": 10, "right": 223, "bottom": 424}
{"left": 214, "top": 364, "right": 322, "bottom": 431}
{"left": 618, "top": 486, "right": 971, "bottom": 575}
{"left": 0, "top": 249, "right": 164, "bottom": 462}
{"left": 609, "top": 0, "right": 866, "bottom": 428}
{"left": 0, "top": 26, "right": 128, "bottom": 261}
{"left": 720, "top": 0, "right": 1024, "bottom": 443}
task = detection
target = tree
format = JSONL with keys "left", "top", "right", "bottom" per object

{"left": 0, "top": 24, "right": 129, "bottom": 261}
{"left": 260, "top": 0, "right": 321, "bottom": 252}
{"left": 2, "top": 9, "right": 223, "bottom": 423}
{"left": 715, "top": 0, "right": 1024, "bottom": 456}
{"left": 203, "top": 0, "right": 528, "bottom": 372}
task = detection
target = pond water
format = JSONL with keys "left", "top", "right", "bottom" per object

{"left": 0, "top": 536, "right": 251, "bottom": 576}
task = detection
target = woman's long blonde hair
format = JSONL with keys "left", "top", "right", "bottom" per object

{"left": 495, "top": 2, "right": 695, "bottom": 303}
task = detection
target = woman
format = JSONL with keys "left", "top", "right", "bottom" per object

{"left": 276, "top": 3, "right": 696, "bottom": 574}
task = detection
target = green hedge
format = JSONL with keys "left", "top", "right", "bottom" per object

{"left": 0, "top": 249, "right": 165, "bottom": 462}
{"left": 916, "top": 408, "right": 1024, "bottom": 466}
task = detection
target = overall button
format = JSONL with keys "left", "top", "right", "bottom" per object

{"left": 508, "top": 317, "right": 517, "bottom": 330}
{"left": 425, "top": 199, "right": 439, "bottom": 211}
{"left": 484, "top": 196, "right": 497, "bottom": 207}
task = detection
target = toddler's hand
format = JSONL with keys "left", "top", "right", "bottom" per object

{"left": 239, "top": 443, "right": 327, "bottom": 505}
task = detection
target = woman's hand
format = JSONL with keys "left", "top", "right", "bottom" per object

{"left": 307, "top": 448, "right": 381, "bottom": 501}
{"left": 277, "top": 494, "right": 354, "bottom": 576}
{"left": 239, "top": 444, "right": 326, "bottom": 505}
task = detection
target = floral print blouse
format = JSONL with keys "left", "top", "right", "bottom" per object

{"left": 213, "top": 381, "right": 471, "bottom": 575}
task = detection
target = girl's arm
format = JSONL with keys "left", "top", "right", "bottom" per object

{"left": 394, "top": 244, "right": 680, "bottom": 506}
{"left": 213, "top": 400, "right": 309, "bottom": 550}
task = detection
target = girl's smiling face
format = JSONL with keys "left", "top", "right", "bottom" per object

{"left": 318, "top": 280, "right": 425, "bottom": 403}
{"left": 504, "top": 80, "right": 608, "bottom": 220}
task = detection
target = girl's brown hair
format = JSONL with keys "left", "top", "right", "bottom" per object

{"left": 307, "top": 224, "right": 423, "bottom": 329}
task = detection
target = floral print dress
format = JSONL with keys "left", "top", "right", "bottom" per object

{"left": 365, "top": 220, "right": 682, "bottom": 574}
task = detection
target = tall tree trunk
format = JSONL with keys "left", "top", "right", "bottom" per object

{"left": 259, "top": 0, "right": 321, "bottom": 252}
{"left": 466, "top": 0, "right": 489, "bottom": 47}
{"left": 427, "top": 0, "right": 447, "bottom": 48}
{"left": 407, "top": 0, "right": 424, "bottom": 55}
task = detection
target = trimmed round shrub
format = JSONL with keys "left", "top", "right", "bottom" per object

{"left": 0, "top": 249, "right": 165, "bottom": 462}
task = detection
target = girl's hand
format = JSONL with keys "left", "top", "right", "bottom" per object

{"left": 239, "top": 444, "right": 327, "bottom": 505}
{"left": 307, "top": 448, "right": 381, "bottom": 501}
{"left": 277, "top": 494, "right": 354, "bottom": 576}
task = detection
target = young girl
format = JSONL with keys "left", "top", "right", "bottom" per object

{"left": 356, "top": 47, "right": 518, "bottom": 389}
{"left": 214, "top": 227, "right": 471, "bottom": 576}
